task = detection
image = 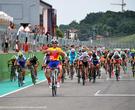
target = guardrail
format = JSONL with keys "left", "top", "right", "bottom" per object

{"left": 0, "top": 29, "right": 135, "bottom": 52}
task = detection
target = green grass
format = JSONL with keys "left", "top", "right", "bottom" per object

{"left": 0, "top": 52, "right": 44, "bottom": 81}
{"left": 114, "top": 34, "right": 135, "bottom": 43}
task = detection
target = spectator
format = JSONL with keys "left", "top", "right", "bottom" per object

{"left": 42, "top": 44, "right": 48, "bottom": 51}
{"left": 24, "top": 24, "right": 32, "bottom": 33}
{"left": 23, "top": 38, "right": 29, "bottom": 53}
{"left": 24, "top": 24, "right": 32, "bottom": 42}
{"left": 17, "top": 25, "right": 24, "bottom": 39}
{"left": 8, "top": 21, "right": 15, "bottom": 31}
{"left": 45, "top": 31, "right": 50, "bottom": 43}
{"left": 15, "top": 40, "right": 20, "bottom": 52}
{"left": 4, "top": 38, "right": 9, "bottom": 53}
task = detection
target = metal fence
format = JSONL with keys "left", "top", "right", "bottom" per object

{"left": 0, "top": 29, "right": 135, "bottom": 52}
{"left": 91, "top": 37, "right": 135, "bottom": 49}
{"left": 0, "top": 30, "right": 83, "bottom": 52}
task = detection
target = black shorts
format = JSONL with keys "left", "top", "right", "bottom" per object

{"left": 83, "top": 61, "right": 88, "bottom": 67}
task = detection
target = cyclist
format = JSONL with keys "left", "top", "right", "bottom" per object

{"left": 8, "top": 55, "right": 17, "bottom": 81}
{"left": 68, "top": 47, "right": 77, "bottom": 78}
{"left": 106, "top": 51, "right": 114, "bottom": 78}
{"left": 15, "top": 51, "right": 27, "bottom": 83}
{"left": 8, "top": 55, "right": 17, "bottom": 67}
{"left": 43, "top": 38, "right": 65, "bottom": 88}
{"left": 69, "top": 46, "right": 77, "bottom": 65}
{"left": 112, "top": 51, "right": 122, "bottom": 79}
{"left": 120, "top": 51, "right": 127, "bottom": 74}
{"left": 91, "top": 53, "right": 100, "bottom": 82}
{"left": 130, "top": 49, "right": 135, "bottom": 66}
{"left": 79, "top": 48, "right": 89, "bottom": 79}
{"left": 27, "top": 53, "right": 39, "bottom": 80}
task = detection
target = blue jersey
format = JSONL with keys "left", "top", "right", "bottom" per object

{"left": 69, "top": 51, "right": 77, "bottom": 64}
{"left": 17, "top": 55, "right": 26, "bottom": 68}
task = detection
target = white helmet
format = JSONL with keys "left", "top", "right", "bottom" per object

{"left": 114, "top": 51, "right": 119, "bottom": 55}
{"left": 71, "top": 48, "right": 75, "bottom": 52}
{"left": 51, "top": 38, "right": 58, "bottom": 44}
{"left": 82, "top": 52, "right": 88, "bottom": 57}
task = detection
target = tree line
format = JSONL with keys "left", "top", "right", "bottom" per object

{"left": 59, "top": 10, "right": 135, "bottom": 41}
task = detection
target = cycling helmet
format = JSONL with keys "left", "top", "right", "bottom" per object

{"left": 11, "top": 55, "right": 16, "bottom": 59}
{"left": 51, "top": 38, "right": 58, "bottom": 44}
{"left": 82, "top": 52, "right": 88, "bottom": 57}
{"left": 88, "top": 51, "right": 92, "bottom": 56}
{"left": 114, "top": 51, "right": 119, "bottom": 55}
{"left": 18, "top": 51, "right": 23, "bottom": 57}
{"left": 71, "top": 48, "right": 75, "bottom": 52}
{"left": 120, "top": 51, "right": 125, "bottom": 55}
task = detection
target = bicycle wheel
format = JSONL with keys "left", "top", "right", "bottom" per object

{"left": 31, "top": 68, "right": 36, "bottom": 85}
{"left": 52, "top": 73, "right": 57, "bottom": 97}
{"left": 70, "top": 66, "right": 74, "bottom": 80}
{"left": 108, "top": 65, "right": 112, "bottom": 78}
{"left": 93, "top": 68, "right": 96, "bottom": 83}
{"left": 77, "top": 69, "right": 81, "bottom": 84}
{"left": 62, "top": 68, "right": 65, "bottom": 83}
{"left": 82, "top": 67, "right": 85, "bottom": 85}
{"left": 52, "top": 75, "right": 55, "bottom": 96}
{"left": 18, "top": 74, "right": 23, "bottom": 87}
{"left": 18, "top": 67, "right": 23, "bottom": 87}
{"left": 115, "top": 67, "right": 119, "bottom": 81}
{"left": 132, "top": 64, "right": 135, "bottom": 77}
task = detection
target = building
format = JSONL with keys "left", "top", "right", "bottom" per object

{"left": 65, "top": 29, "right": 78, "bottom": 40}
{"left": 96, "top": 35, "right": 104, "bottom": 40}
{"left": 0, "top": 0, "right": 57, "bottom": 36}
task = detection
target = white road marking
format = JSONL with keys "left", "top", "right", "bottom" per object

{"left": 106, "top": 78, "right": 135, "bottom": 81}
{"left": 94, "top": 90, "right": 101, "bottom": 96}
{"left": 0, "top": 79, "right": 46, "bottom": 98}
{"left": 0, "top": 106, "right": 47, "bottom": 109}
{"left": 94, "top": 90, "right": 135, "bottom": 97}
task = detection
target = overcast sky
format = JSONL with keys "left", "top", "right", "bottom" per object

{"left": 44, "top": 0, "right": 135, "bottom": 25}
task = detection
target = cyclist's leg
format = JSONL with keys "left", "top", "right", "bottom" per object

{"left": 58, "top": 64, "right": 62, "bottom": 83}
{"left": 22, "top": 68, "right": 25, "bottom": 81}
{"left": 34, "top": 64, "right": 38, "bottom": 78}
{"left": 45, "top": 68, "right": 51, "bottom": 85}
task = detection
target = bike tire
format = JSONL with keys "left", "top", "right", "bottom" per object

{"left": 78, "top": 69, "right": 80, "bottom": 84}
{"left": 115, "top": 71, "right": 119, "bottom": 81}
{"left": 93, "top": 69, "right": 96, "bottom": 83}
{"left": 62, "top": 68, "right": 65, "bottom": 83}
{"left": 82, "top": 70, "right": 85, "bottom": 85}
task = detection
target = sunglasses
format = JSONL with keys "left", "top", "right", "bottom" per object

{"left": 52, "top": 42, "right": 58, "bottom": 44}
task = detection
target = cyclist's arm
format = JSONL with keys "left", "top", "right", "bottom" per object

{"left": 59, "top": 51, "right": 65, "bottom": 57}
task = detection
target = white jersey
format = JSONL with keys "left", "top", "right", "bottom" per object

{"left": 79, "top": 52, "right": 89, "bottom": 61}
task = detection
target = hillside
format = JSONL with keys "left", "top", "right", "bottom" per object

{"left": 59, "top": 10, "right": 135, "bottom": 41}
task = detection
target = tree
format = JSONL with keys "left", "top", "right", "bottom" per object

{"left": 56, "top": 27, "right": 64, "bottom": 38}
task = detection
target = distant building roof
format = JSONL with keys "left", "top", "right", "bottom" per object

{"left": 96, "top": 35, "right": 104, "bottom": 38}
{"left": 69, "top": 29, "right": 78, "bottom": 33}
{"left": 40, "top": 0, "right": 52, "bottom": 8}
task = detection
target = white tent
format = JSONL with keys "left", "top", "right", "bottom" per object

{"left": 0, "top": 11, "right": 13, "bottom": 23}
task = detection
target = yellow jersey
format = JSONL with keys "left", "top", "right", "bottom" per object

{"left": 47, "top": 47, "right": 63, "bottom": 61}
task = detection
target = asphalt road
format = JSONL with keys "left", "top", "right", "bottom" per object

{"left": 0, "top": 67, "right": 135, "bottom": 110}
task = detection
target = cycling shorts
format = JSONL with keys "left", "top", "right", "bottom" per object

{"left": 69, "top": 59, "right": 75, "bottom": 65}
{"left": 82, "top": 61, "right": 88, "bottom": 67}
{"left": 114, "top": 59, "right": 121, "bottom": 64}
{"left": 17, "top": 60, "right": 26, "bottom": 68}
{"left": 48, "top": 60, "right": 60, "bottom": 69}
{"left": 92, "top": 60, "right": 99, "bottom": 66}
